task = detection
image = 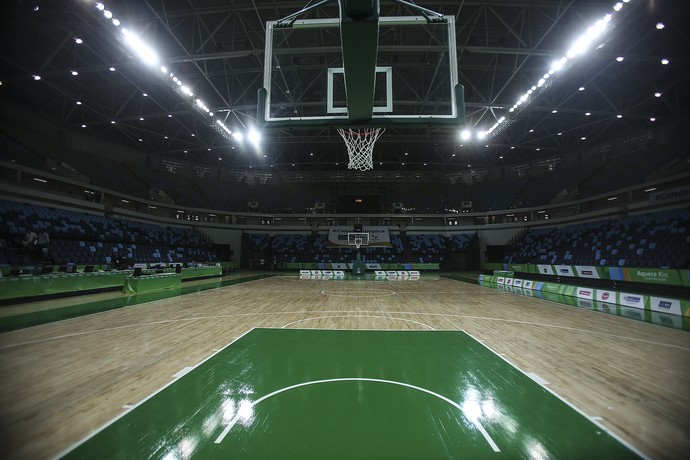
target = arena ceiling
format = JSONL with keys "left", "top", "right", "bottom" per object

{"left": 1, "top": 0, "right": 688, "bottom": 172}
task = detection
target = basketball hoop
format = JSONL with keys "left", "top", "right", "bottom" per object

{"left": 337, "top": 128, "right": 385, "bottom": 171}
{"left": 354, "top": 237, "right": 363, "bottom": 249}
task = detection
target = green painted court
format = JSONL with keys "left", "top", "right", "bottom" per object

{"left": 60, "top": 328, "right": 642, "bottom": 459}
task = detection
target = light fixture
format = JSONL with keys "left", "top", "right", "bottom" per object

{"left": 112, "top": 18, "right": 120, "bottom": 26}
{"left": 649, "top": 117, "right": 656, "bottom": 122}
{"left": 660, "top": 58, "right": 670, "bottom": 65}
{"left": 70, "top": 70, "right": 79, "bottom": 76}
{"left": 32, "top": 75, "right": 41, "bottom": 81}
{"left": 654, "top": 92, "right": 662, "bottom": 98}
{"left": 109, "top": 67, "right": 115, "bottom": 71}
{"left": 139, "top": 117, "right": 144, "bottom": 121}
{"left": 585, "top": 112, "right": 591, "bottom": 116}
{"left": 655, "top": 22, "right": 665, "bottom": 30}
{"left": 616, "top": 114, "right": 622, "bottom": 118}
{"left": 616, "top": 56, "right": 625, "bottom": 62}
{"left": 96, "top": 3, "right": 105, "bottom": 11}
{"left": 81, "top": 124, "right": 86, "bottom": 128}
{"left": 74, "top": 38, "right": 83, "bottom": 44}
{"left": 460, "top": 129, "right": 471, "bottom": 141}
{"left": 110, "top": 120, "right": 115, "bottom": 124}
{"left": 76, "top": 101, "right": 82, "bottom": 105}
{"left": 552, "top": 109, "right": 558, "bottom": 114}
{"left": 581, "top": 136, "right": 586, "bottom": 140}
{"left": 104, "top": 10, "right": 113, "bottom": 19}
{"left": 578, "top": 86, "right": 585, "bottom": 91}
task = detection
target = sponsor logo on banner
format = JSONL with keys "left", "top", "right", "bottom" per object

{"left": 505, "top": 278, "right": 513, "bottom": 286}
{"left": 522, "top": 280, "right": 533, "bottom": 289}
{"left": 619, "top": 292, "right": 644, "bottom": 309}
{"left": 575, "top": 266, "right": 601, "bottom": 279}
{"left": 538, "top": 265, "right": 554, "bottom": 275}
{"left": 555, "top": 265, "right": 574, "bottom": 277}
{"left": 649, "top": 296, "right": 682, "bottom": 315}
{"left": 576, "top": 288, "right": 594, "bottom": 300}
{"left": 366, "top": 263, "right": 382, "bottom": 270}
{"left": 497, "top": 277, "right": 505, "bottom": 284}
{"left": 650, "top": 185, "right": 690, "bottom": 204}
{"left": 596, "top": 290, "right": 615, "bottom": 303}
{"left": 513, "top": 279, "right": 523, "bottom": 287}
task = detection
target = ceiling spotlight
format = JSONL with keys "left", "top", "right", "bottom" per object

{"left": 616, "top": 114, "right": 622, "bottom": 118}
{"left": 33, "top": 5, "right": 39, "bottom": 11}
{"left": 104, "top": 10, "right": 113, "bottom": 19}
{"left": 654, "top": 92, "right": 662, "bottom": 98}
{"left": 552, "top": 109, "right": 558, "bottom": 114}
{"left": 74, "top": 38, "right": 83, "bottom": 44}
{"left": 660, "top": 58, "right": 670, "bottom": 65}
{"left": 616, "top": 56, "right": 625, "bottom": 62}
{"left": 139, "top": 117, "right": 144, "bottom": 121}
{"left": 167, "top": 114, "right": 172, "bottom": 117}
{"left": 70, "top": 70, "right": 79, "bottom": 76}
{"left": 32, "top": 75, "right": 41, "bottom": 81}
{"left": 138, "top": 139, "right": 143, "bottom": 142}
{"left": 110, "top": 120, "right": 115, "bottom": 124}
{"left": 581, "top": 137, "right": 586, "bottom": 140}
{"left": 112, "top": 18, "right": 120, "bottom": 26}
{"left": 96, "top": 3, "right": 105, "bottom": 11}
{"left": 184, "top": 150, "right": 188, "bottom": 153}
{"left": 109, "top": 67, "right": 115, "bottom": 71}
{"left": 655, "top": 22, "right": 665, "bottom": 30}
{"left": 649, "top": 117, "right": 656, "bottom": 122}
{"left": 81, "top": 124, "right": 86, "bottom": 128}
{"left": 477, "top": 131, "right": 487, "bottom": 140}
{"left": 76, "top": 101, "right": 82, "bottom": 105}
{"left": 160, "top": 66, "right": 167, "bottom": 73}
{"left": 557, "top": 132, "right": 562, "bottom": 136}
{"left": 510, "top": 146, "right": 515, "bottom": 149}
{"left": 578, "top": 87, "right": 585, "bottom": 91}
{"left": 499, "top": 156, "right": 503, "bottom": 159}
{"left": 613, "top": 2, "right": 623, "bottom": 12}
{"left": 143, "top": 93, "right": 148, "bottom": 97}
{"left": 460, "top": 129, "right": 471, "bottom": 141}
{"left": 529, "top": 129, "right": 534, "bottom": 133}
{"left": 585, "top": 112, "right": 591, "bottom": 116}
{"left": 536, "top": 148, "right": 541, "bottom": 151}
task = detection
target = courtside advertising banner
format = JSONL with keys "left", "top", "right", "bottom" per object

{"left": 575, "top": 266, "right": 600, "bottom": 279}
{"left": 327, "top": 226, "right": 391, "bottom": 247}
{"left": 649, "top": 296, "right": 682, "bottom": 315}
{"left": 596, "top": 290, "right": 616, "bottom": 303}
{"left": 575, "top": 287, "right": 594, "bottom": 300}
{"left": 555, "top": 265, "right": 575, "bottom": 277}
{"left": 496, "top": 277, "right": 505, "bottom": 284}
{"left": 537, "top": 264, "right": 554, "bottom": 275}
{"left": 513, "top": 279, "right": 523, "bottom": 287}
{"left": 522, "top": 280, "right": 534, "bottom": 289}
{"left": 619, "top": 292, "right": 645, "bottom": 309}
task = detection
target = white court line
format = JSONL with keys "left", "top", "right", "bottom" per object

{"left": 463, "top": 331, "right": 651, "bottom": 460}
{"left": 172, "top": 366, "right": 194, "bottom": 379}
{"left": 3, "top": 310, "right": 687, "bottom": 352}
{"left": 321, "top": 289, "right": 396, "bottom": 297}
{"left": 525, "top": 372, "right": 549, "bottom": 385}
{"left": 281, "top": 315, "right": 435, "bottom": 330}
{"left": 213, "top": 377, "right": 500, "bottom": 452}
{"left": 52, "top": 328, "right": 257, "bottom": 460}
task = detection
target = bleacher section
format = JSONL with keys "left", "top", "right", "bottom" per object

{"left": 505, "top": 208, "right": 690, "bottom": 269}
{"left": 0, "top": 200, "right": 218, "bottom": 268}
{"left": 244, "top": 232, "right": 478, "bottom": 266}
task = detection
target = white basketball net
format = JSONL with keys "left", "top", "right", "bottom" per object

{"left": 337, "top": 128, "right": 385, "bottom": 171}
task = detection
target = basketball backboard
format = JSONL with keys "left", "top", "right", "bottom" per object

{"left": 258, "top": 13, "right": 464, "bottom": 130}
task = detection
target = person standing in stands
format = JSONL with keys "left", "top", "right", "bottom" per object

{"left": 22, "top": 228, "right": 37, "bottom": 254}
{"left": 36, "top": 229, "right": 50, "bottom": 258}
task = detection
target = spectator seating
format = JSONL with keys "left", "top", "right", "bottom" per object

{"left": 505, "top": 208, "right": 690, "bottom": 269}
{"left": 0, "top": 200, "right": 218, "bottom": 267}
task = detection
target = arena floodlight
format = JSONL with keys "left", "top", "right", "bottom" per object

{"left": 477, "top": 131, "right": 487, "bottom": 140}
{"left": 233, "top": 131, "right": 244, "bottom": 142}
{"left": 96, "top": 3, "right": 105, "bottom": 11}
{"left": 75, "top": 38, "right": 83, "bottom": 44}
{"left": 613, "top": 2, "right": 623, "bottom": 12}
{"left": 32, "top": 74, "right": 41, "bottom": 81}
{"left": 122, "top": 29, "right": 159, "bottom": 66}
{"left": 660, "top": 58, "right": 669, "bottom": 65}
{"left": 655, "top": 22, "right": 665, "bottom": 30}
{"left": 104, "top": 10, "right": 112, "bottom": 19}
{"left": 112, "top": 18, "right": 120, "bottom": 26}
{"left": 460, "top": 129, "right": 471, "bottom": 141}
{"left": 248, "top": 128, "right": 261, "bottom": 147}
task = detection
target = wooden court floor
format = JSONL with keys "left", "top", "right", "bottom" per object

{"left": 0, "top": 273, "right": 688, "bottom": 459}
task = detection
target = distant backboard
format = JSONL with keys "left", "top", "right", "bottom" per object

{"left": 259, "top": 15, "right": 464, "bottom": 129}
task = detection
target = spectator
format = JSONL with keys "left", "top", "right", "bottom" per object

{"left": 36, "top": 229, "right": 50, "bottom": 257}
{"left": 22, "top": 228, "right": 37, "bottom": 254}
